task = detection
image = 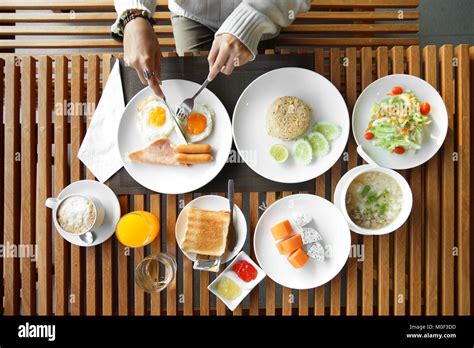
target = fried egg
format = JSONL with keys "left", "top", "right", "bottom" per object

{"left": 182, "top": 103, "right": 214, "bottom": 143}
{"left": 137, "top": 97, "right": 174, "bottom": 140}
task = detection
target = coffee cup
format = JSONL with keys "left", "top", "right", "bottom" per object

{"left": 45, "top": 194, "right": 105, "bottom": 237}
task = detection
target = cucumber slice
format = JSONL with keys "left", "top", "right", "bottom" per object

{"left": 269, "top": 144, "right": 289, "bottom": 163}
{"left": 312, "top": 122, "right": 342, "bottom": 141}
{"left": 307, "top": 131, "right": 330, "bottom": 157}
{"left": 293, "top": 138, "right": 313, "bottom": 165}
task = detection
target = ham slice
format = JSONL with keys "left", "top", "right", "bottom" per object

{"left": 128, "top": 137, "right": 181, "bottom": 166}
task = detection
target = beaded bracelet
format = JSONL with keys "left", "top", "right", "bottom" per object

{"left": 112, "top": 9, "right": 155, "bottom": 42}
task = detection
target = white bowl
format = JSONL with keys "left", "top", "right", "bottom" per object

{"left": 336, "top": 166, "right": 413, "bottom": 235}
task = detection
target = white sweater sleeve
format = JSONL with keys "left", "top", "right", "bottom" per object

{"left": 111, "top": 0, "right": 156, "bottom": 36}
{"left": 216, "top": 0, "right": 311, "bottom": 60}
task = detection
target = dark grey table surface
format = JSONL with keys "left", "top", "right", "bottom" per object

{"left": 107, "top": 53, "right": 316, "bottom": 195}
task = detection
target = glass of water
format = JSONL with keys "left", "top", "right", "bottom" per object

{"left": 135, "top": 253, "right": 177, "bottom": 293}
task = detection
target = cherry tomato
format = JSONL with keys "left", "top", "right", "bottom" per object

{"left": 420, "top": 102, "right": 431, "bottom": 115}
{"left": 394, "top": 146, "right": 405, "bottom": 154}
{"left": 365, "top": 132, "right": 374, "bottom": 140}
{"left": 391, "top": 86, "right": 403, "bottom": 95}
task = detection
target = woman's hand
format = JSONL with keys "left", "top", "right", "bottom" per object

{"left": 123, "top": 17, "right": 164, "bottom": 97}
{"left": 207, "top": 33, "right": 252, "bottom": 81}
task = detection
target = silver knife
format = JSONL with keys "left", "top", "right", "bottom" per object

{"left": 227, "top": 179, "right": 236, "bottom": 253}
{"left": 162, "top": 96, "right": 188, "bottom": 144}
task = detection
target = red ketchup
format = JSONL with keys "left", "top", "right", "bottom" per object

{"left": 232, "top": 260, "right": 257, "bottom": 282}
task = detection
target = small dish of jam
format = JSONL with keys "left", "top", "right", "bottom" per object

{"left": 208, "top": 251, "right": 266, "bottom": 311}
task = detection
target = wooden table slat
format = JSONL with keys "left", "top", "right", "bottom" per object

{"left": 0, "top": 58, "right": 4, "bottom": 316}
{"left": 166, "top": 194, "right": 177, "bottom": 315}
{"left": 374, "top": 47, "right": 390, "bottom": 316}
{"left": 249, "top": 192, "right": 261, "bottom": 315}
{"left": 53, "top": 55, "right": 70, "bottom": 315}
{"left": 4, "top": 57, "right": 21, "bottom": 315}
{"left": 182, "top": 193, "right": 194, "bottom": 316}
{"left": 423, "top": 45, "right": 440, "bottom": 316}
{"left": 149, "top": 194, "right": 162, "bottom": 315}
{"left": 439, "top": 45, "right": 455, "bottom": 315}
{"left": 37, "top": 56, "right": 53, "bottom": 315}
{"left": 101, "top": 54, "right": 115, "bottom": 315}
{"left": 70, "top": 55, "right": 85, "bottom": 315}
{"left": 20, "top": 56, "right": 37, "bottom": 315}
{"left": 391, "top": 46, "right": 407, "bottom": 316}
{"left": 85, "top": 54, "right": 100, "bottom": 316}
{"left": 133, "top": 195, "right": 146, "bottom": 316}
{"left": 117, "top": 196, "right": 130, "bottom": 315}
{"left": 345, "top": 47, "right": 359, "bottom": 316}
{"left": 406, "top": 46, "right": 423, "bottom": 315}
{"left": 313, "top": 47, "right": 327, "bottom": 317}
{"left": 361, "top": 47, "right": 374, "bottom": 316}
{"left": 454, "top": 45, "right": 471, "bottom": 315}
{"left": 329, "top": 48, "right": 342, "bottom": 316}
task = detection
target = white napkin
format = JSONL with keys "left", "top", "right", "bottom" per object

{"left": 78, "top": 62, "right": 125, "bottom": 183}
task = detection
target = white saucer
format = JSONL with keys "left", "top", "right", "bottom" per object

{"left": 54, "top": 180, "right": 121, "bottom": 247}
{"left": 175, "top": 195, "right": 247, "bottom": 264}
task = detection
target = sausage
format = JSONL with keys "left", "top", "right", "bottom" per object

{"left": 175, "top": 153, "right": 214, "bottom": 164}
{"left": 174, "top": 143, "right": 212, "bottom": 154}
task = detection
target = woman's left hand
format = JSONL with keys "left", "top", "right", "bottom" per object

{"left": 207, "top": 33, "right": 252, "bottom": 80}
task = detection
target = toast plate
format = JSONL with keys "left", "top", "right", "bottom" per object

{"left": 232, "top": 67, "right": 349, "bottom": 183}
{"left": 254, "top": 194, "right": 351, "bottom": 289}
{"left": 118, "top": 81, "right": 232, "bottom": 194}
{"left": 352, "top": 74, "right": 448, "bottom": 169}
{"left": 175, "top": 195, "right": 247, "bottom": 264}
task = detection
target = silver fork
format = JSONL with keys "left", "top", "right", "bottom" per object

{"left": 175, "top": 78, "right": 211, "bottom": 122}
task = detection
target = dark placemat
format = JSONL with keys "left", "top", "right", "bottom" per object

{"left": 107, "top": 53, "right": 316, "bottom": 194}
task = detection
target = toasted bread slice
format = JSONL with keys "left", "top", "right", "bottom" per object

{"left": 128, "top": 137, "right": 181, "bottom": 166}
{"left": 181, "top": 208, "right": 230, "bottom": 257}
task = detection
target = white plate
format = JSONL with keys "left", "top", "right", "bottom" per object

{"left": 53, "top": 180, "right": 121, "bottom": 247}
{"left": 253, "top": 194, "right": 351, "bottom": 289}
{"left": 208, "top": 251, "right": 266, "bottom": 311}
{"left": 175, "top": 195, "right": 247, "bottom": 263}
{"left": 232, "top": 67, "right": 350, "bottom": 183}
{"left": 352, "top": 74, "right": 448, "bottom": 169}
{"left": 118, "top": 81, "right": 233, "bottom": 194}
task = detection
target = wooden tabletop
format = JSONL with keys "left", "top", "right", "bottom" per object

{"left": 0, "top": 45, "right": 471, "bottom": 316}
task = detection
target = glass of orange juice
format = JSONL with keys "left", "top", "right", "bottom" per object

{"left": 116, "top": 211, "right": 159, "bottom": 248}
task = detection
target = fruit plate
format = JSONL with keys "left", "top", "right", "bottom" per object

{"left": 117, "top": 81, "right": 232, "bottom": 194}
{"left": 232, "top": 67, "right": 350, "bottom": 183}
{"left": 253, "top": 194, "right": 351, "bottom": 290}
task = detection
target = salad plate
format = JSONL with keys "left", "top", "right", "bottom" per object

{"left": 352, "top": 74, "right": 448, "bottom": 170}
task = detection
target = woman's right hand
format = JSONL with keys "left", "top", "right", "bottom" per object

{"left": 123, "top": 17, "right": 164, "bottom": 98}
